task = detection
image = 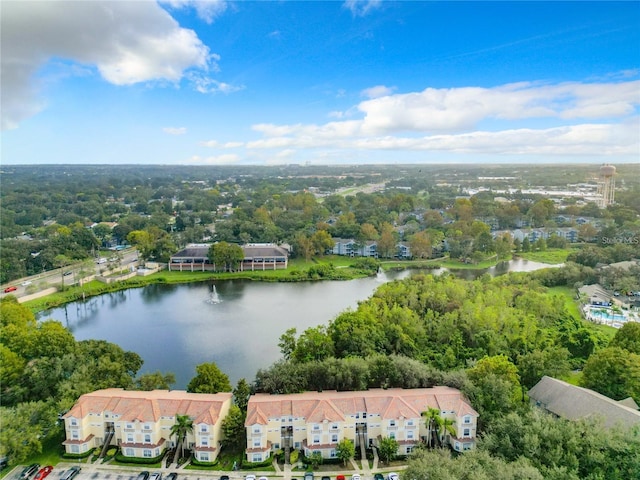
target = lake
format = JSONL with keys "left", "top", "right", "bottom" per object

{"left": 39, "top": 259, "right": 556, "bottom": 388}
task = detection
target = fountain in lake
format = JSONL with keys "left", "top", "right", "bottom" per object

{"left": 206, "top": 285, "right": 221, "bottom": 304}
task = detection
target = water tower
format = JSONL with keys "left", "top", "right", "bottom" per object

{"left": 596, "top": 164, "right": 616, "bottom": 208}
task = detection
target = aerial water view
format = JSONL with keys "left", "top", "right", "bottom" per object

{"left": 1, "top": 1, "right": 639, "bottom": 479}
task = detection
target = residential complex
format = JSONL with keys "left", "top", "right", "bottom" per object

{"left": 244, "top": 387, "right": 478, "bottom": 462}
{"left": 62, "top": 387, "right": 478, "bottom": 463}
{"left": 62, "top": 389, "right": 232, "bottom": 463}
{"left": 169, "top": 243, "right": 289, "bottom": 271}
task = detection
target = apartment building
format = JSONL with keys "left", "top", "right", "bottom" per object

{"left": 244, "top": 387, "right": 478, "bottom": 462}
{"left": 62, "top": 389, "right": 232, "bottom": 462}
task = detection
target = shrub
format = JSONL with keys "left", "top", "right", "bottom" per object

{"left": 114, "top": 450, "right": 165, "bottom": 464}
{"left": 241, "top": 456, "right": 273, "bottom": 470}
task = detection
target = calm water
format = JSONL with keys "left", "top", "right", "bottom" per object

{"left": 39, "top": 259, "right": 555, "bottom": 388}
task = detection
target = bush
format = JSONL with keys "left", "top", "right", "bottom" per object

{"left": 114, "top": 450, "right": 165, "bottom": 464}
{"left": 241, "top": 456, "right": 273, "bottom": 470}
{"left": 62, "top": 450, "right": 93, "bottom": 460}
{"left": 289, "top": 449, "right": 299, "bottom": 464}
{"left": 190, "top": 456, "right": 219, "bottom": 468}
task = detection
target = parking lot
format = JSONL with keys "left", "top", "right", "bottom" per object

{"left": 6, "top": 464, "right": 398, "bottom": 480}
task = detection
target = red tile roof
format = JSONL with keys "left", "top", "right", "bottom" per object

{"left": 246, "top": 387, "right": 477, "bottom": 426}
{"left": 64, "top": 389, "right": 232, "bottom": 424}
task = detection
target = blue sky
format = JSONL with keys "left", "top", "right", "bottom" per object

{"left": 1, "top": 0, "right": 639, "bottom": 165}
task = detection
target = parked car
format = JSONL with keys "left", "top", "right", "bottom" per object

{"left": 149, "top": 473, "right": 162, "bottom": 480}
{"left": 63, "top": 271, "right": 73, "bottom": 276}
{"left": 20, "top": 464, "right": 40, "bottom": 480}
{"left": 0, "top": 457, "right": 8, "bottom": 470}
{"left": 33, "top": 466, "right": 53, "bottom": 480}
{"left": 219, "top": 476, "right": 229, "bottom": 480}
{"left": 321, "top": 476, "right": 330, "bottom": 480}
{"left": 304, "top": 473, "right": 314, "bottom": 480}
{"left": 3, "top": 286, "right": 17, "bottom": 293}
{"left": 258, "top": 477, "right": 268, "bottom": 480}
{"left": 373, "top": 475, "right": 383, "bottom": 480}
{"left": 352, "top": 475, "right": 361, "bottom": 480}
{"left": 245, "top": 475, "right": 256, "bottom": 480}
{"left": 337, "top": 476, "right": 346, "bottom": 480}
{"left": 136, "top": 472, "right": 150, "bottom": 480}
{"left": 387, "top": 473, "right": 399, "bottom": 480}
{"left": 61, "top": 466, "right": 81, "bottom": 480}
{"left": 21, "top": 281, "right": 32, "bottom": 286}
{"left": 165, "top": 474, "right": 177, "bottom": 480}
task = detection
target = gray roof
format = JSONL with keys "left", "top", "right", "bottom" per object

{"left": 578, "top": 284, "right": 610, "bottom": 301}
{"left": 172, "top": 243, "right": 288, "bottom": 260}
{"left": 528, "top": 376, "right": 640, "bottom": 430}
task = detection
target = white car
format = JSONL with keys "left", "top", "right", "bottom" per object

{"left": 245, "top": 476, "right": 256, "bottom": 480}
{"left": 387, "top": 473, "right": 399, "bottom": 480}
{"left": 352, "top": 475, "right": 361, "bottom": 480}
{"left": 21, "top": 281, "right": 32, "bottom": 286}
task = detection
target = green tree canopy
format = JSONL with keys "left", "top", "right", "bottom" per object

{"left": 187, "top": 361, "right": 232, "bottom": 393}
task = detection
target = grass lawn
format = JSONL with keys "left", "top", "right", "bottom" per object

{"left": 24, "top": 432, "right": 66, "bottom": 467}
{"left": 561, "top": 370, "right": 583, "bottom": 386}
{"left": 518, "top": 248, "right": 573, "bottom": 264}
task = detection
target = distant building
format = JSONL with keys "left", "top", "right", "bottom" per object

{"left": 169, "top": 243, "right": 288, "bottom": 271}
{"left": 528, "top": 376, "right": 640, "bottom": 430}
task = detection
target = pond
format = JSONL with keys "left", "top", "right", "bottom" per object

{"left": 39, "top": 259, "right": 557, "bottom": 388}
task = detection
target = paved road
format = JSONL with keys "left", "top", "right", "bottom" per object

{"left": 1, "top": 248, "right": 139, "bottom": 300}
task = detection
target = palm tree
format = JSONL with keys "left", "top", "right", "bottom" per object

{"left": 422, "top": 407, "right": 441, "bottom": 448}
{"left": 170, "top": 414, "right": 193, "bottom": 461}
{"left": 436, "top": 416, "right": 456, "bottom": 447}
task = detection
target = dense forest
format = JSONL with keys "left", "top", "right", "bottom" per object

{"left": 2, "top": 164, "right": 639, "bottom": 283}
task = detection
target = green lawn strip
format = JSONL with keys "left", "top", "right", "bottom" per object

{"left": 518, "top": 248, "right": 572, "bottom": 264}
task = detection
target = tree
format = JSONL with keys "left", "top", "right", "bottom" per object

{"left": 581, "top": 347, "right": 640, "bottom": 401}
{"left": 336, "top": 438, "right": 355, "bottom": 466}
{"left": 422, "top": 407, "right": 441, "bottom": 448}
{"left": 517, "top": 347, "right": 570, "bottom": 401}
{"left": 609, "top": 322, "right": 640, "bottom": 355}
{"left": 233, "top": 378, "right": 252, "bottom": 413}
{"left": 378, "top": 436, "right": 399, "bottom": 464}
{"left": 170, "top": 414, "right": 193, "bottom": 460}
{"left": 437, "top": 416, "right": 456, "bottom": 447}
{"left": 221, "top": 405, "right": 246, "bottom": 451}
{"left": 409, "top": 231, "right": 432, "bottom": 259}
{"left": 135, "top": 371, "right": 176, "bottom": 391}
{"left": 278, "top": 327, "right": 297, "bottom": 361}
{"left": 309, "top": 451, "right": 323, "bottom": 468}
{"left": 310, "top": 230, "right": 335, "bottom": 255}
{"left": 377, "top": 222, "right": 397, "bottom": 258}
{"left": 187, "top": 362, "right": 232, "bottom": 393}
{"left": 208, "top": 241, "right": 244, "bottom": 272}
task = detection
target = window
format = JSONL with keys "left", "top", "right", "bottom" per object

{"left": 70, "top": 418, "right": 77, "bottom": 426}
{"left": 407, "top": 431, "right": 414, "bottom": 440}
{"left": 389, "top": 420, "right": 396, "bottom": 427}
{"left": 202, "top": 438, "right": 209, "bottom": 446}
{"left": 362, "top": 413, "right": 367, "bottom": 419}
{"left": 253, "top": 440, "right": 261, "bottom": 447}
{"left": 200, "top": 453, "right": 209, "bottom": 462}
{"left": 71, "top": 445, "right": 79, "bottom": 453}
{"left": 313, "top": 435, "right": 320, "bottom": 444}
{"left": 144, "top": 434, "right": 151, "bottom": 443}
{"left": 406, "top": 420, "right": 414, "bottom": 426}
{"left": 406, "top": 446, "right": 413, "bottom": 454}
{"left": 273, "top": 443, "right": 279, "bottom": 450}
{"left": 463, "top": 443, "right": 472, "bottom": 451}
{"left": 143, "top": 450, "right": 152, "bottom": 458}
{"left": 125, "top": 448, "right": 134, "bottom": 456}
{"left": 313, "top": 424, "right": 321, "bottom": 430}
{"left": 294, "top": 442, "right": 301, "bottom": 449}
{"left": 126, "top": 423, "right": 133, "bottom": 429}
{"left": 463, "top": 428, "right": 470, "bottom": 437}
{"left": 200, "top": 424, "right": 208, "bottom": 433}
{"left": 330, "top": 450, "right": 336, "bottom": 458}
{"left": 253, "top": 454, "right": 262, "bottom": 462}
{"left": 144, "top": 423, "right": 152, "bottom": 430}
{"left": 253, "top": 426, "right": 261, "bottom": 434}
{"left": 72, "top": 431, "right": 79, "bottom": 440}
{"left": 389, "top": 432, "right": 395, "bottom": 439}
{"left": 331, "top": 424, "right": 339, "bottom": 430}
{"left": 464, "top": 416, "right": 471, "bottom": 424}
{"left": 127, "top": 434, "right": 134, "bottom": 443}
{"left": 331, "top": 434, "right": 338, "bottom": 442}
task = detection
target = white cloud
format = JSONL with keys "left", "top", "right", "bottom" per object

{"left": 361, "top": 85, "right": 396, "bottom": 99}
{"left": 161, "top": 0, "right": 228, "bottom": 24}
{"left": 200, "top": 140, "right": 244, "bottom": 148}
{"left": 343, "top": 0, "right": 382, "bottom": 17}
{"left": 188, "top": 74, "right": 245, "bottom": 94}
{"left": 239, "top": 79, "right": 639, "bottom": 158}
{"left": 163, "top": 127, "right": 187, "bottom": 135}
{"left": 357, "top": 80, "right": 640, "bottom": 134}
{"left": 1, "top": 0, "right": 213, "bottom": 130}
